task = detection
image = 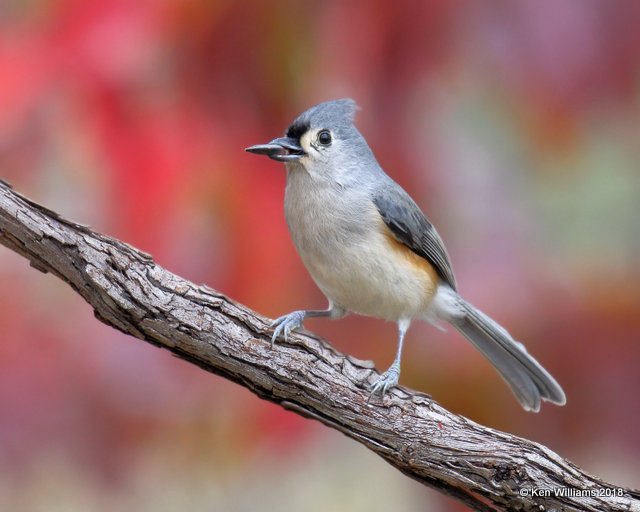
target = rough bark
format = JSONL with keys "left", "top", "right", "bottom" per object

{"left": 0, "top": 180, "right": 637, "bottom": 512}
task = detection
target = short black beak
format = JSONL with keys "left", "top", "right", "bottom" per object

{"left": 245, "top": 137, "right": 305, "bottom": 162}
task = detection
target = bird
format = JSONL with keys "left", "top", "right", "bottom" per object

{"left": 245, "top": 98, "right": 566, "bottom": 412}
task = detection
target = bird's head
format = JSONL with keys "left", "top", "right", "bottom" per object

{"left": 246, "top": 99, "right": 375, "bottom": 182}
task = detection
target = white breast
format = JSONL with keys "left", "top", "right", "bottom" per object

{"left": 284, "top": 169, "right": 437, "bottom": 321}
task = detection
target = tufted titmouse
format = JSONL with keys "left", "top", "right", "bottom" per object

{"left": 246, "top": 99, "right": 565, "bottom": 412}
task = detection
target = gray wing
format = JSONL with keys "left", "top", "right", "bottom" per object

{"left": 373, "top": 186, "right": 457, "bottom": 290}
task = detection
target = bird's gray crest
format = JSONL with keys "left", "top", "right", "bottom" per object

{"left": 286, "top": 98, "right": 358, "bottom": 140}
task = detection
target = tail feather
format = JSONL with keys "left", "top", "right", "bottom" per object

{"left": 433, "top": 287, "right": 566, "bottom": 412}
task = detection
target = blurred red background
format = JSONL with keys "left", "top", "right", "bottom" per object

{"left": 1, "top": 1, "right": 639, "bottom": 510}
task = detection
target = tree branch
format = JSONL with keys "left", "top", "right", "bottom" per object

{"left": 0, "top": 180, "right": 637, "bottom": 512}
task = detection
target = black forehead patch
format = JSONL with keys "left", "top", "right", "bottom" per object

{"left": 286, "top": 119, "right": 310, "bottom": 141}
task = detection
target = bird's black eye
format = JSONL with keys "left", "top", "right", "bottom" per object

{"left": 317, "top": 129, "right": 332, "bottom": 146}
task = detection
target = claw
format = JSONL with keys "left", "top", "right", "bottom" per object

{"left": 368, "top": 366, "right": 400, "bottom": 403}
{"left": 270, "top": 310, "right": 306, "bottom": 347}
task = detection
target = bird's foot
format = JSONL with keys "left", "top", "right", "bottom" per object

{"left": 368, "top": 365, "right": 400, "bottom": 401}
{"left": 270, "top": 310, "right": 306, "bottom": 346}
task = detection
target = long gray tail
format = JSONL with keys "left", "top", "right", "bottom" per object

{"left": 449, "top": 298, "right": 566, "bottom": 412}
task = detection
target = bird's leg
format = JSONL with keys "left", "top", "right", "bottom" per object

{"left": 270, "top": 304, "right": 345, "bottom": 346}
{"left": 369, "top": 319, "right": 410, "bottom": 400}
